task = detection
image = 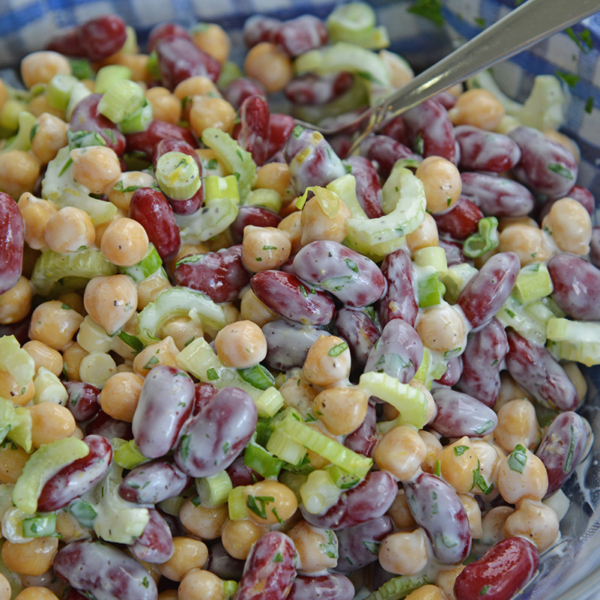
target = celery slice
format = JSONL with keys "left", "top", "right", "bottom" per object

{"left": 119, "top": 99, "right": 153, "bottom": 134}
{"left": 442, "top": 263, "right": 478, "bottom": 305}
{"left": 245, "top": 189, "right": 280, "bottom": 213}
{"left": 416, "top": 268, "right": 442, "bottom": 309}
{"left": 266, "top": 429, "right": 308, "bottom": 466}
{"left": 463, "top": 217, "right": 499, "bottom": 258}
{"left": 118, "top": 244, "right": 162, "bottom": 284}
{"left": 244, "top": 440, "right": 284, "bottom": 478}
{"left": 65, "top": 81, "right": 92, "bottom": 120}
{"left": 22, "top": 513, "right": 56, "bottom": 538}
{"left": 156, "top": 151, "right": 201, "bottom": 200}
{"left": 412, "top": 347, "right": 431, "bottom": 387}
{"left": 98, "top": 80, "right": 144, "bottom": 123}
{"left": 514, "top": 263, "right": 553, "bottom": 304}
{"left": 13, "top": 438, "right": 89, "bottom": 514}
{"left": 195, "top": 471, "right": 233, "bottom": 508}
{"left": 253, "top": 387, "right": 285, "bottom": 418}
{"left": 495, "top": 294, "right": 549, "bottom": 346}
{"left": 9, "top": 408, "right": 32, "bottom": 453}
{"left": 327, "top": 174, "right": 368, "bottom": 220}
{"left": 325, "top": 464, "right": 360, "bottom": 489}
{"left": 94, "top": 65, "right": 132, "bottom": 94}
{"left": 2, "top": 111, "right": 35, "bottom": 152}
{"left": 228, "top": 486, "right": 249, "bottom": 520}
{"left": 358, "top": 372, "right": 427, "bottom": 429}
{"left": 205, "top": 175, "right": 240, "bottom": 206}
{"left": 47, "top": 74, "right": 78, "bottom": 110}
{"left": 0, "top": 336, "right": 34, "bottom": 388}
{"left": 32, "top": 367, "right": 68, "bottom": 405}
{"left": 68, "top": 129, "right": 107, "bottom": 150}
{"left": 365, "top": 575, "right": 430, "bottom": 600}
{"left": 70, "top": 499, "right": 98, "bottom": 528}
{"left": 327, "top": 3, "right": 377, "bottom": 39}
{"left": 299, "top": 469, "right": 342, "bottom": 514}
{"left": 174, "top": 197, "right": 239, "bottom": 244}
{"left": 344, "top": 234, "right": 406, "bottom": 263}
{"left": 413, "top": 246, "right": 448, "bottom": 278}
{"left": 138, "top": 288, "right": 227, "bottom": 345}
{"left": 546, "top": 318, "right": 600, "bottom": 366}
{"left": 217, "top": 62, "right": 243, "bottom": 89}
{"left": 113, "top": 439, "right": 148, "bottom": 469}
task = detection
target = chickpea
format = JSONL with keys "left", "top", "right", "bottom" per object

{"left": 71, "top": 146, "right": 121, "bottom": 194}
{"left": 255, "top": 163, "right": 291, "bottom": 198}
{"left": 191, "top": 24, "right": 231, "bottom": 64}
{"left": 497, "top": 216, "right": 539, "bottom": 232}
{"left": 44, "top": 206, "right": 95, "bottom": 254}
{"left": 174, "top": 76, "right": 220, "bottom": 101}
{"left": 497, "top": 372, "right": 533, "bottom": 411}
{"left": 504, "top": 499, "right": 559, "bottom": 552}
{"left": 158, "top": 592, "right": 179, "bottom": 600}
{"left": 144, "top": 87, "right": 182, "bottom": 125}
{"left": 405, "top": 585, "right": 446, "bottom": 600}
{"left": 473, "top": 245, "right": 500, "bottom": 270}
{"left": 419, "top": 430, "right": 443, "bottom": 474}
{"left": 278, "top": 211, "right": 302, "bottom": 255}
{"left": 179, "top": 498, "right": 228, "bottom": 540}
{"left": 379, "top": 529, "right": 429, "bottom": 576}
{"left": 2, "top": 537, "right": 58, "bottom": 576}
{"left": 221, "top": 519, "right": 267, "bottom": 560}
{"left": 471, "top": 440, "right": 501, "bottom": 494}
{"left": 375, "top": 426, "right": 427, "bottom": 481}
{"left": 29, "top": 112, "right": 68, "bottom": 165}
{"left": 436, "top": 565, "right": 465, "bottom": 600}
{"left": 388, "top": 489, "right": 417, "bottom": 530}
{"left": 240, "top": 288, "right": 278, "bottom": 328}
{"left": 242, "top": 226, "right": 291, "bottom": 273}
{"left": 481, "top": 506, "right": 514, "bottom": 546}
{"left": 498, "top": 224, "right": 553, "bottom": 266}
{"left": 118, "top": 53, "right": 151, "bottom": 83}
{"left": 302, "top": 335, "right": 351, "bottom": 387}
{"left": 0, "top": 442, "right": 29, "bottom": 483}
{"left": 214, "top": 321, "right": 267, "bottom": 369}
{"left": 161, "top": 317, "right": 204, "bottom": 352}
{"left": 57, "top": 291, "right": 85, "bottom": 316}
{"left": 15, "top": 588, "right": 59, "bottom": 600}
{"left": 94, "top": 209, "right": 126, "bottom": 246}
{"left": 406, "top": 213, "right": 439, "bottom": 253}
{"left": 300, "top": 196, "right": 352, "bottom": 246}
{"left": 158, "top": 537, "right": 208, "bottom": 582}
{"left": 133, "top": 336, "right": 179, "bottom": 377}
{"left": 62, "top": 341, "right": 88, "bottom": 382}
{"left": 497, "top": 447, "right": 548, "bottom": 504}
{"left": 23, "top": 341, "right": 63, "bottom": 376}
{"left": 29, "top": 300, "right": 84, "bottom": 351}
{"left": 189, "top": 96, "right": 235, "bottom": 137}
{"left": 544, "top": 128, "right": 580, "bottom": 163}
{"left": 0, "top": 572, "right": 9, "bottom": 600}
{"left": 101, "top": 217, "right": 149, "bottom": 267}
{"left": 0, "top": 151, "right": 40, "bottom": 199}
{"left": 415, "top": 157, "right": 462, "bottom": 214}
{"left": 313, "top": 387, "right": 368, "bottom": 436}
{"left": 28, "top": 94, "right": 63, "bottom": 119}
{"left": 179, "top": 569, "right": 226, "bottom": 600}
{"left": 21, "top": 52, "right": 71, "bottom": 88}
{"left": 205, "top": 229, "right": 233, "bottom": 252}
{"left": 0, "top": 276, "right": 33, "bottom": 324}
{"left": 107, "top": 171, "right": 156, "bottom": 212}
{"left": 279, "top": 377, "right": 318, "bottom": 418}
{"left": 245, "top": 43, "right": 293, "bottom": 94}
{"left": 30, "top": 402, "right": 75, "bottom": 448}
{"left": 55, "top": 509, "right": 90, "bottom": 543}
{"left": 0, "top": 371, "right": 35, "bottom": 406}
{"left": 542, "top": 198, "right": 592, "bottom": 255}
{"left": 84, "top": 275, "right": 137, "bottom": 336}
{"left": 563, "top": 362, "right": 587, "bottom": 404}
{"left": 494, "top": 399, "right": 539, "bottom": 454}
{"left": 288, "top": 521, "right": 338, "bottom": 573}
{"left": 458, "top": 494, "right": 483, "bottom": 539}
{"left": 415, "top": 303, "right": 467, "bottom": 354}
{"left": 18, "top": 193, "right": 56, "bottom": 250}
{"left": 137, "top": 269, "right": 171, "bottom": 310}
{"left": 380, "top": 50, "right": 414, "bottom": 88}
{"left": 449, "top": 89, "right": 505, "bottom": 131}
{"left": 244, "top": 480, "right": 298, "bottom": 526}
{"left": 99, "top": 372, "right": 144, "bottom": 422}
{"left": 436, "top": 437, "right": 478, "bottom": 493}
{"left": 305, "top": 422, "right": 337, "bottom": 470}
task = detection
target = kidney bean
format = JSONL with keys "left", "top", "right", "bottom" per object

{"left": 565, "top": 185, "right": 595, "bottom": 215}
{"left": 175, "top": 387, "right": 257, "bottom": 478}
{"left": 223, "top": 78, "right": 267, "bottom": 111}
{"left": 64, "top": 590, "right": 87, "bottom": 600}
{"left": 328, "top": 134, "right": 353, "bottom": 160}
{"left": 132, "top": 366, "right": 195, "bottom": 459}
{"left": 47, "top": 15, "right": 127, "bottom": 61}
{"left": 435, "top": 355, "right": 463, "bottom": 387}
{"left": 251, "top": 270, "right": 336, "bottom": 326}
{"left": 591, "top": 227, "right": 600, "bottom": 269}
{"left": 439, "top": 238, "right": 468, "bottom": 266}
{"left": 509, "top": 126, "right": 578, "bottom": 198}
{"left": 455, "top": 318, "right": 508, "bottom": 408}
{"left": 193, "top": 382, "right": 218, "bottom": 415}
{"left": 275, "top": 15, "right": 328, "bottom": 56}
{"left": 548, "top": 254, "right": 600, "bottom": 321}
{"left": 455, "top": 126, "right": 521, "bottom": 172}
{"left": 235, "top": 95, "right": 270, "bottom": 166}
{"left": 404, "top": 472, "right": 471, "bottom": 564}
{"left": 431, "top": 389, "right": 498, "bottom": 438}
{"left": 403, "top": 99, "right": 456, "bottom": 162}
{"left": 458, "top": 252, "right": 519, "bottom": 329}
{"left": 64, "top": 382, "right": 100, "bottom": 423}
{"left": 335, "top": 308, "right": 380, "bottom": 372}
{"left": 301, "top": 471, "right": 397, "bottom": 530}
{"left": 227, "top": 455, "right": 262, "bottom": 488}
{"left": 454, "top": 537, "right": 539, "bottom": 600}
{"left": 460, "top": 172, "right": 535, "bottom": 218}
{"left": 0, "top": 317, "right": 30, "bottom": 346}
{"left": 360, "top": 135, "right": 421, "bottom": 180}
{"left": 505, "top": 330, "right": 579, "bottom": 412}
{"left": 119, "top": 459, "right": 190, "bottom": 504}
{"left": 344, "top": 155, "right": 384, "bottom": 218}
{"left": 243, "top": 15, "right": 281, "bottom": 47}
{"left": 148, "top": 22, "right": 192, "bottom": 52}
{"left": 379, "top": 249, "right": 418, "bottom": 327}
{"left": 379, "top": 115, "right": 408, "bottom": 146}
{"left": 0, "top": 193, "right": 23, "bottom": 295}
{"left": 432, "top": 90, "right": 458, "bottom": 109}
{"left": 433, "top": 197, "right": 483, "bottom": 240}
{"left": 70, "top": 95, "right": 126, "bottom": 155}
{"left": 208, "top": 541, "right": 246, "bottom": 581}
{"left": 230, "top": 206, "right": 282, "bottom": 245}
{"left": 130, "top": 509, "right": 174, "bottom": 564}
{"left": 234, "top": 532, "right": 298, "bottom": 600}
{"left": 335, "top": 516, "right": 393, "bottom": 573}
{"left": 86, "top": 410, "right": 132, "bottom": 440}
{"left": 289, "top": 574, "right": 354, "bottom": 600}
{"left": 54, "top": 540, "right": 157, "bottom": 600}
{"left": 344, "top": 401, "right": 377, "bottom": 458}
{"left": 285, "top": 72, "right": 353, "bottom": 105}
{"left": 537, "top": 411, "right": 588, "bottom": 496}
{"left": 266, "top": 114, "right": 296, "bottom": 161}
{"left": 126, "top": 120, "right": 198, "bottom": 159}
{"left": 37, "top": 435, "right": 112, "bottom": 512}
{"left": 263, "top": 320, "right": 330, "bottom": 371}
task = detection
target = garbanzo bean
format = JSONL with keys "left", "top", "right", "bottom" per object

{"left": 405, "top": 585, "right": 447, "bottom": 600}
{"left": 541, "top": 197, "right": 592, "bottom": 255}
{"left": 214, "top": 320, "right": 267, "bottom": 369}
{"left": 191, "top": 24, "right": 231, "bottom": 64}
{"left": 436, "top": 565, "right": 465, "bottom": 600}
{"left": 84, "top": 275, "right": 138, "bottom": 335}
{"left": 145, "top": 87, "right": 182, "bottom": 125}
{"left": 99, "top": 372, "right": 144, "bottom": 422}
{"left": 245, "top": 43, "right": 293, "bottom": 94}
{"left": 62, "top": 341, "right": 89, "bottom": 382}
{"left": 449, "top": 89, "right": 505, "bottom": 131}
{"left": 288, "top": 521, "right": 338, "bottom": 573}
{"left": 240, "top": 288, "right": 279, "bottom": 328}
{"left": 221, "top": 519, "right": 268, "bottom": 560}
{"left": 494, "top": 399, "right": 539, "bottom": 453}
{"left": 21, "top": 51, "right": 71, "bottom": 88}
{"left": 255, "top": 163, "right": 291, "bottom": 198}
{"left": 419, "top": 430, "right": 443, "bottom": 474}
{"left": 0, "top": 276, "right": 33, "bottom": 324}
{"left": 302, "top": 335, "right": 351, "bottom": 387}
{"left": 242, "top": 225, "right": 291, "bottom": 272}
{"left": 101, "top": 217, "right": 149, "bottom": 267}
{"left": 279, "top": 376, "right": 318, "bottom": 418}
{"left": 30, "top": 112, "right": 69, "bottom": 165}
{"left": 94, "top": 209, "right": 126, "bottom": 246}
{"left": 161, "top": 317, "right": 204, "bottom": 352}
{"left": 71, "top": 146, "right": 121, "bottom": 194}
{"left": 497, "top": 446, "right": 548, "bottom": 504}
{"left": 504, "top": 499, "right": 559, "bottom": 552}
{"left": 471, "top": 440, "right": 501, "bottom": 495}
{"left": 244, "top": 480, "right": 298, "bottom": 525}
{"left": 498, "top": 224, "right": 553, "bottom": 266}
{"left": 29, "top": 300, "right": 84, "bottom": 351}
{"left": 133, "top": 336, "right": 179, "bottom": 377}
{"left": 30, "top": 402, "right": 76, "bottom": 448}
{"left": 437, "top": 437, "right": 479, "bottom": 494}
{"left": 179, "top": 498, "right": 228, "bottom": 540}
{"left": 174, "top": 76, "right": 220, "bottom": 101}
{"left": 0, "top": 572, "right": 9, "bottom": 600}
{"left": 14, "top": 588, "right": 59, "bottom": 600}
{"left": 18, "top": 193, "right": 57, "bottom": 250}
{"left": 28, "top": 94, "right": 63, "bottom": 119}
{"left": 379, "top": 529, "right": 429, "bottom": 576}
{"left": 136, "top": 269, "right": 172, "bottom": 310}
{"left": 387, "top": 489, "right": 417, "bottom": 530}
{"left": 458, "top": 493, "right": 483, "bottom": 539}
{"left": 380, "top": 49, "right": 414, "bottom": 88}
{"left": 415, "top": 303, "right": 467, "bottom": 354}
{"left": 2, "top": 536, "right": 59, "bottom": 576}
{"left": 179, "top": 569, "right": 226, "bottom": 600}
{"left": 496, "top": 371, "right": 533, "bottom": 411}
{"left": 415, "top": 156, "right": 462, "bottom": 214}
{"left": 0, "top": 370, "right": 35, "bottom": 406}
{"left": 0, "top": 151, "right": 40, "bottom": 199}
{"left": 189, "top": 96, "right": 235, "bottom": 137}
{"left": 406, "top": 212, "right": 439, "bottom": 252}
{"left": 278, "top": 211, "right": 302, "bottom": 255}
{"left": 300, "top": 196, "right": 352, "bottom": 246}
{"left": 158, "top": 537, "right": 208, "bottom": 582}
{"left": 375, "top": 426, "right": 427, "bottom": 481}
{"left": 107, "top": 171, "right": 156, "bottom": 212}
{"left": 57, "top": 291, "right": 85, "bottom": 316}
{"left": 481, "top": 506, "right": 514, "bottom": 546}
{"left": 313, "top": 387, "right": 369, "bottom": 436}
{"left": 44, "top": 206, "right": 95, "bottom": 253}
{"left": 23, "top": 340, "right": 63, "bottom": 376}
{"left": 0, "top": 442, "right": 29, "bottom": 483}
{"left": 77, "top": 315, "right": 114, "bottom": 354}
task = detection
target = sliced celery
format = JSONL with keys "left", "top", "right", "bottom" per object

{"left": 2, "top": 111, "right": 35, "bottom": 152}
{"left": 9, "top": 408, "right": 32, "bottom": 453}
{"left": 442, "top": 263, "right": 478, "bottom": 305}
{"left": 327, "top": 174, "right": 368, "bottom": 220}
{"left": 365, "top": 575, "right": 430, "bottom": 600}
{"left": 412, "top": 347, "right": 431, "bottom": 387}
{"left": 22, "top": 513, "right": 56, "bottom": 538}
{"left": 514, "top": 263, "right": 553, "bottom": 304}
{"left": 157, "top": 495, "right": 186, "bottom": 517}
{"left": 463, "top": 217, "right": 499, "bottom": 258}
{"left": 205, "top": 175, "right": 240, "bottom": 206}
{"left": 196, "top": 471, "right": 233, "bottom": 508}
{"left": 32, "top": 367, "right": 68, "bottom": 405}
{"left": 325, "top": 464, "right": 360, "bottom": 490}
{"left": 119, "top": 99, "right": 153, "bottom": 134}
{"left": 299, "top": 469, "right": 342, "bottom": 515}
{"left": 266, "top": 428, "right": 308, "bottom": 466}
{"left": 495, "top": 295, "right": 548, "bottom": 346}
{"left": 13, "top": 438, "right": 89, "bottom": 514}
{"left": 358, "top": 372, "right": 427, "bottom": 429}
{"left": 113, "top": 439, "right": 148, "bottom": 469}
{"left": 65, "top": 81, "right": 92, "bottom": 120}
{"left": 48, "top": 74, "right": 78, "bottom": 110}
{"left": 223, "top": 581, "right": 238, "bottom": 599}
{"left": 344, "top": 234, "right": 406, "bottom": 263}
{"left": 174, "top": 197, "right": 239, "bottom": 244}
{"left": 69, "top": 58, "right": 95, "bottom": 81}
{"left": 244, "top": 440, "right": 284, "bottom": 478}
{"left": 416, "top": 268, "right": 442, "bottom": 309}
{"left": 413, "top": 246, "right": 448, "bottom": 278}
{"left": 217, "top": 62, "right": 243, "bottom": 89}
{"left": 94, "top": 65, "right": 132, "bottom": 94}
{"left": 0, "top": 336, "right": 34, "bottom": 388}
{"left": 254, "top": 387, "right": 284, "bottom": 417}
{"left": 118, "top": 244, "right": 162, "bottom": 284}
{"left": 296, "top": 186, "right": 340, "bottom": 216}
{"left": 67, "top": 129, "right": 107, "bottom": 150}
{"left": 98, "top": 80, "right": 144, "bottom": 123}
{"left": 245, "top": 189, "right": 280, "bottom": 213}
{"left": 327, "top": 3, "right": 377, "bottom": 39}
{"left": 546, "top": 318, "right": 600, "bottom": 366}
{"left": 228, "top": 486, "right": 249, "bottom": 520}
{"left": 156, "top": 151, "right": 201, "bottom": 200}
{"left": 70, "top": 498, "right": 98, "bottom": 528}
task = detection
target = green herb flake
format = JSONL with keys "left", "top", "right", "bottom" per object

{"left": 555, "top": 71, "right": 580, "bottom": 88}
{"left": 344, "top": 163, "right": 352, "bottom": 174}
{"left": 344, "top": 258, "right": 359, "bottom": 273}
{"left": 474, "top": 419, "right": 495, "bottom": 435}
{"left": 548, "top": 162, "right": 575, "bottom": 179}
{"left": 273, "top": 552, "right": 283, "bottom": 563}
{"left": 118, "top": 331, "right": 144, "bottom": 354}
{"left": 508, "top": 444, "right": 528, "bottom": 474}
{"left": 59, "top": 157, "right": 73, "bottom": 177}
{"left": 179, "top": 435, "right": 191, "bottom": 461}
{"left": 407, "top": 0, "right": 444, "bottom": 26}
{"left": 505, "top": 309, "right": 516, "bottom": 319}
{"left": 142, "top": 577, "right": 149, "bottom": 588}
{"left": 362, "top": 540, "right": 380, "bottom": 555}
{"left": 246, "top": 495, "right": 275, "bottom": 520}
{"left": 414, "top": 132, "right": 424, "bottom": 155}
{"left": 207, "top": 368, "right": 219, "bottom": 381}
{"left": 328, "top": 342, "right": 348, "bottom": 357}
{"left": 299, "top": 285, "right": 308, "bottom": 298}
{"left": 480, "top": 585, "right": 491, "bottom": 595}
{"left": 565, "top": 424, "right": 576, "bottom": 472}
{"left": 474, "top": 17, "right": 486, "bottom": 27}
{"left": 454, "top": 445, "right": 469, "bottom": 456}
{"left": 263, "top": 245, "right": 278, "bottom": 251}
{"left": 292, "top": 125, "right": 304, "bottom": 138}
{"left": 191, "top": 495, "right": 202, "bottom": 507}
{"left": 434, "top": 459, "right": 442, "bottom": 477}
{"left": 222, "top": 441, "right": 230, "bottom": 454}
{"left": 585, "top": 97, "right": 594, "bottom": 114}
{"left": 143, "top": 355, "right": 159, "bottom": 369}
{"left": 207, "top": 158, "right": 218, "bottom": 170}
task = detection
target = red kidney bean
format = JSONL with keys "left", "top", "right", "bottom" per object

{"left": 335, "top": 308, "right": 380, "bottom": 372}
{"left": 227, "top": 455, "right": 262, "bottom": 488}
{"left": 223, "top": 78, "right": 266, "bottom": 109}
{"left": 379, "top": 116, "right": 408, "bottom": 146}
{"left": 174, "top": 387, "right": 257, "bottom": 478}
{"left": 47, "top": 15, "right": 127, "bottom": 61}
{"left": 274, "top": 15, "right": 328, "bottom": 57}
{"left": 54, "top": 540, "right": 157, "bottom": 600}
{"left": 263, "top": 320, "right": 330, "bottom": 371}
{"left": 267, "top": 114, "right": 296, "bottom": 160}
{"left": 234, "top": 532, "right": 298, "bottom": 600}
{"left": 431, "top": 389, "right": 498, "bottom": 438}
{"left": 432, "top": 90, "right": 458, "bottom": 110}
{"left": 193, "top": 382, "right": 218, "bottom": 414}
{"left": 403, "top": 99, "right": 456, "bottom": 162}
{"left": 301, "top": 471, "right": 397, "bottom": 530}
{"left": 119, "top": 459, "right": 191, "bottom": 504}
{"left": 243, "top": 15, "right": 281, "bottom": 47}
{"left": 455, "top": 126, "right": 521, "bottom": 172}
{"left": 64, "top": 590, "right": 87, "bottom": 600}
{"left": 148, "top": 22, "right": 192, "bottom": 52}
{"left": 129, "top": 188, "right": 180, "bottom": 262}
{"left": 126, "top": 120, "right": 198, "bottom": 159}
{"left": 328, "top": 134, "right": 353, "bottom": 161}
{"left": 344, "top": 156, "right": 384, "bottom": 218}
{"left": 455, "top": 318, "right": 508, "bottom": 408}
{"left": 365, "top": 319, "right": 422, "bottom": 384}
{"left": 207, "top": 541, "right": 246, "bottom": 581}
{"left": 591, "top": 227, "right": 600, "bottom": 269}
{"left": 548, "top": 254, "right": 600, "bottom": 321}
{"left": 537, "top": 411, "right": 589, "bottom": 496}
{"left": 460, "top": 172, "right": 535, "bottom": 218}
{"left": 344, "top": 400, "right": 377, "bottom": 458}
{"left": 379, "top": 249, "right": 418, "bottom": 328}
{"left": 175, "top": 245, "right": 250, "bottom": 304}
{"left": 294, "top": 241, "right": 386, "bottom": 308}
{"left": 435, "top": 355, "right": 463, "bottom": 387}
{"left": 289, "top": 574, "right": 354, "bottom": 600}
{"left": 404, "top": 472, "right": 471, "bottom": 564}
{"left": 565, "top": 185, "right": 595, "bottom": 215}
{"left": 132, "top": 366, "right": 195, "bottom": 459}
{"left": 251, "top": 270, "right": 336, "bottom": 326}
{"left": 64, "top": 382, "right": 100, "bottom": 423}
{"left": 433, "top": 197, "right": 483, "bottom": 240}
{"left": 86, "top": 410, "right": 132, "bottom": 440}
{"left": 0, "top": 317, "right": 30, "bottom": 346}
{"left": 0, "top": 193, "right": 23, "bottom": 295}
{"left": 439, "top": 238, "right": 468, "bottom": 266}
{"left": 37, "top": 435, "right": 112, "bottom": 512}
{"left": 359, "top": 135, "right": 421, "bottom": 180}
{"left": 285, "top": 72, "right": 353, "bottom": 105}
{"left": 130, "top": 509, "right": 174, "bottom": 564}
{"left": 458, "top": 252, "right": 519, "bottom": 329}
{"left": 335, "top": 516, "right": 393, "bottom": 573}
{"left": 236, "top": 95, "right": 270, "bottom": 166}
{"left": 280, "top": 256, "right": 297, "bottom": 276}
{"left": 230, "top": 206, "right": 281, "bottom": 244}
{"left": 505, "top": 330, "right": 579, "bottom": 412}
{"left": 70, "top": 95, "right": 126, "bottom": 155}
{"left": 454, "top": 537, "right": 539, "bottom": 600}
{"left": 509, "top": 126, "right": 578, "bottom": 198}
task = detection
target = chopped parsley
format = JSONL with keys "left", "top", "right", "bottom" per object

{"left": 508, "top": 444, "right": 528, "bottom": 474}
{"left": 328, "top": 342, "right": 348, "bottom": 357}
